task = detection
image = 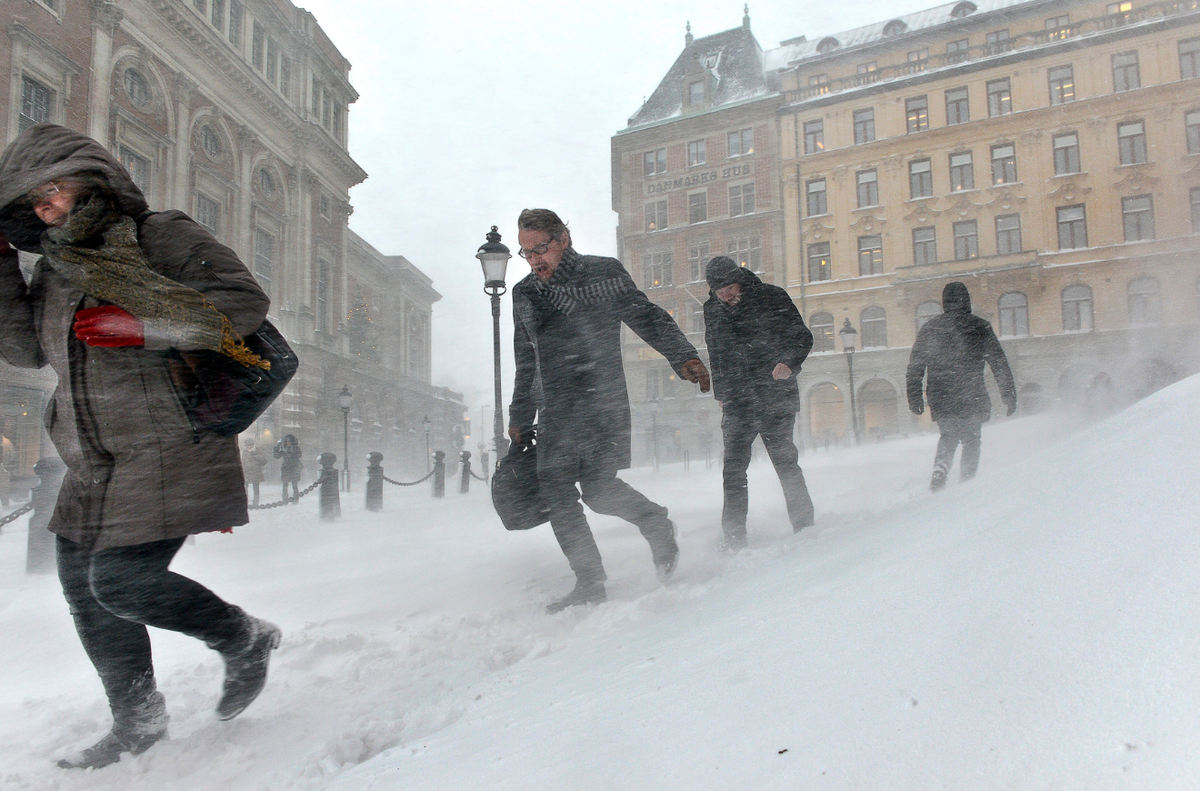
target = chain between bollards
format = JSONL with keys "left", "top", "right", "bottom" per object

{"left": 247, "top": 478, "right": 321, "bottom": 510}
{"left": 0, "top": 501, "right": 34, "bottom": 528}
{"left": 381, "top": 470, "right": 436, "bottom": 487}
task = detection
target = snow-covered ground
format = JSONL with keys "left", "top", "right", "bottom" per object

{"left": 1, "top": 377, "right": 1197, "bottom": 790}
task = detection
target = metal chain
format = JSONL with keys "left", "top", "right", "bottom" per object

{"left": 382, "top": 469, "right": 435, "bottom": 487}
{"left": 248, "top": 478, "right": 322, "bottom": 510}
{"left": 0, "top": 501, "right": 34, "bottom": 527}
{"left": 469, "top": 469, "right": 488, "bottom": 482}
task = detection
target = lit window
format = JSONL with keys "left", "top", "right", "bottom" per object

{"left": 727, "top": 129, "right": 753, "bottom": 157}
{"left": 858, "top": 235, "right": 882, "bottom": 276}
{"left": 991, "top": 144, "right": 1018, "bottom": 184}
{"left": 906, "top": 96, "right": 928, "bottom": 133}
{"left": 803, "top": 119, "right": 824, "bottom": 154}
{"left": 953, "top": 220, "right": 978, "bottom": 260}
{"left": 645, "top": 200, "right": 667, "bottom": 232}
{"left": 853, "top": 108, "right": 875, "bottom": 144}
{"left": 727, "top": 235, "right": 761, "bottom": 271}
{"left": 642, "top": 251, "right": 673, "bottom": 289}
{"left": 807, "top": 243, "right": 831, "bottom": 282}
{"left": 1048, "top": 65, "right": 1075, "bottom": 104}
{"left": 644, "top": 148, "right": 667, "bottom": 176}
{"left": 949, "top": 151, "right": 974, "bottom": 191}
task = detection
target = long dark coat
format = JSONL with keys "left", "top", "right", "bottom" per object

{"left": 509, "top": 248, "right": 699, "bottom": 472}
{"left": 0, "top": 124, "right": 269, "bottom": 551}
{"left": 906, "top": 283, "right": 1017, "bottom": 421}
{"left": 704, "top": 267, "right": 812, "bottom": 412}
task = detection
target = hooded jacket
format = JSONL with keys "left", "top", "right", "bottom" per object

{"left": 0, "top": 124, "right": 269, "bottom": 550}
{"left": 905, "top": 282, "right": 1016, "bottom": 421}
{"left": 703, "top": 257, "right": 812, "bottom": 409}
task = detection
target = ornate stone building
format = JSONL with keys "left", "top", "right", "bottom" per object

{"left": 0, "top": 0, "right": 462, "bottom": 488}
{"left": 614, "top": 0, "right": 1200, "bottom": 461}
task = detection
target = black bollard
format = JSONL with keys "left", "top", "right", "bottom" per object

{"left": 318, "top": 452, "right": 341, "bottom": 521}
{"left": 365, "top": 452, "right": 383, "bottom": 512}
{"left": 26, "top": 456, "right": 66, "bottom": 575}
{"left": 459, "top": 451, "right": 471, "bottom": 494}
{"left": 432, "top": 451, "right": 445, "bottom": 499}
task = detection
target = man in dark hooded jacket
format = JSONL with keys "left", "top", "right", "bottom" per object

{"left": 703, "top": 256, "right": 815, "bottom": 551}
{"left": 508, "top": 209, "right": 710, "bottom": 613}
{"left": 0, "top": 125, "right": 281, "bottom": 769}
{"left": 906, "top": 281, "right": 1017, "bottom": 491}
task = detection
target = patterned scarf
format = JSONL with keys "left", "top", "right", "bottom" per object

{"left": 40, "top": 190, "right": 268, "bottom": 370}
{"left": 534, "top": 248, "right": 634, "bottom": 316}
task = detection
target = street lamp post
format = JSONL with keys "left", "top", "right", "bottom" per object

{"left": 422, "top": 415, "right": 431, "bottom": 472}
{"left": 339, "top": 385, "right": 353, "bottom": 490}
{"left": 476, "top": 226, "right": 512, "bottom": 466}
{"left": 839, "top": 319, "right": 861, "bottom": 445}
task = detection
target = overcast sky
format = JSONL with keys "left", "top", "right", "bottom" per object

{"left": 294, "top": 0, "right": 935, "bottom": 426}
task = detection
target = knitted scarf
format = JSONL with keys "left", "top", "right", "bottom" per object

{"left": 40, "top": 191, "right": 268, "bottom": 370}
{"left": 534, "top": 248, "right": 634, "bottom": 316}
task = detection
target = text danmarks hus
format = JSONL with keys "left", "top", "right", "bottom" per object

{"left": 645, "top": 163, "right": 753, "bottom": 196}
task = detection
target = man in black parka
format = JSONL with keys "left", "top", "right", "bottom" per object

{"left": 508, "top": 209, "right": 710, "bottom": 613}
{"left": 906, "top": 282, "right": 1017, "bottom": 491}
{"left": 703, "top": 256, "right": 815, "bottom": 551}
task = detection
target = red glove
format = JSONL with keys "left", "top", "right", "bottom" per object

{"left": 74, "top": 305, "right": 145, "bottom": 347}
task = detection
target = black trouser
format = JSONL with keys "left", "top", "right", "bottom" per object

{"left": 282, "top": 480, "right": 299, "bottom": 502}
{"left": 56, "top": 536, "right": 247, "bottom": 719}
{"left": 538, "top": 455, "right": 671, "bottom": 585}
{"left": 721, "top": 404, "right": 814, "bottom": 533}
{"left": 933, "top": 416, "right": 983, "bottom": 480}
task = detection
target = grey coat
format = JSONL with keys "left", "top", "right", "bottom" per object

{"left": 0, "top": 124, "right": 269, "bottom": 551}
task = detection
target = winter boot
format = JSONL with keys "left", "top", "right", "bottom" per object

{"left": 929, "top": 468, "right": 947, "bottom": 492}
{"left": 546, "top": 578, "right": 607, "bottom": 614}
{"left": 718, "top": 527, "right": 748, "bottom": 553}
{"left": 216, "top": 616, "right": 282, "bottom": 721}
{"left": 649, "top": 519, "right": 679, "bottom": 582}
{"left": 57, "top": 691, "right": 168, "bottom": 770}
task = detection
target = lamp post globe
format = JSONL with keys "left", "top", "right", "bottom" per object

{"left": 477, "top": 226, "right": 511, "bottom": 464}
{"left": 339, "top": 385, "right": 353, "bottom": 491}
{"left": 838, "top": 319, "right": 861, "bottom": 446}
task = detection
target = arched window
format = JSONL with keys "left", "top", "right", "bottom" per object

{"left": 816, "top": 37, "right": 841, "bottom": 54}
{"left": 1128, "top": 277, "right": 1161, "bottom": 326}
{"left": 998, "top": 292, "right": 1029, "bottom": 337}
{"left": 810, "top": 312, "right": 835, "bottom": 352}
{"left": 915, "top": 301, "right": 941, "bottom": 333}
{"left": 882, "top": 20, "right": 909, "bottom": 37}
{"left": 123, "top": 68, "right": 151, "bottom": 108}
{"left": 1062, "top": 285, "right": 1093, "bottom": 332}
{"left": 861, "top": 306, "right": 887, "bottom": 348}
{"left": 950, "top": 1, "right": 977, "bottom": 19}
{"left": 199, "top": 124, "right": 222, "bottom": 159}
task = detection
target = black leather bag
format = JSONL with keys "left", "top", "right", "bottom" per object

{"left": 491, "top": 428, "right": 550, "bottom": 531}
{"left": 167, "top": 319, "right": 299, "bottom": 438}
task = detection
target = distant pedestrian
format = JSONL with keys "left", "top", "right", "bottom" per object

{"left": 241, "top": 439, "right": 267, "bottom": 506}
{"left": 906, "top": 282, "right": 1017, "bottom": 491}
{"left": 275, "top": 434, "right": 302, "bottom": 502}
{"left": 0, "top": 124, "right": 281, "bottom": 770}
{"left": 507, "top": 209, "right": 710, "bottom": 613}
{"left": 703, "top": 256, "right": 815, "bottom": 551}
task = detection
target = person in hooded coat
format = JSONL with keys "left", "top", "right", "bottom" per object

{"left": 0, "top": 124, "right": 281, "bottom": 769}
{"left": 274, "top": 433, "right": 302, "bottom": 502}
{"left": 703, "top": 256, "right": 815, "bottom": 551}
{"left": 906, "top": 281, "right": 1017, "bottom": 491}
{"left": 507, "top": 209, "right": 710, "bottom": 613}
{"left": 242, "top": 438, "right": 267, "bottom": 506}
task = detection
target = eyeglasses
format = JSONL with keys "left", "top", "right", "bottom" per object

{"left": 518, "top": 238, "right": 559, "bottom": 259}
{"left": 27, "top": 181, "right": 61, "bottom": 206}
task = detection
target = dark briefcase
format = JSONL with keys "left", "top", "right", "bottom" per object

{"left": 490, "top": 428, "right": 550, "bottom": 531}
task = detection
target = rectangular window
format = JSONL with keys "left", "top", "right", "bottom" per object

{"left": 853, "top": 108, "right": 875, "bottom": 144}
{"left": 858, "top": 235, "right": 883, "bottom": 276}
{"left": 807, "top": 242, "right": 831, "bottom": 282}
{"left": 687, "top": 139, "right": 706, "bottom": 166}
{"left": 1049, "top": 65, "right": 1075, "bottom": 104}
{"left": 118, "top": 146, "right": 150, "bottom": 194}
{"left": 727, "top": 129, "right": 753, "bottom": 157}
{"left": 689, "top": 81, "right": 705, "bottom": 105}
{"left": 857, "top": 62, "right": 878, "bottom": 74}
{"left": 806, "top": 178, "right": 827, "bottom": 216}
{"left": 1057, "top": 205, "right": 1088, "bottom": 249}
{"left": 913, "top": 227, "right": 937, "bottom": 265}
{"left": 945, "top": 87, "right": 970, "bottom": 126}
{"left": 1118, "top": 120, "right": 1147, "bottom": 164}
{"left": 987, "top": 78, "right": 1012, "bottom": 117}
{"left": 803, "top": 119, "right": 824, "bottom": 154}
{"left": 279, "top": 54, "right": 291, "bottom": 98}
{"left": 946, "top": 38, "right": 969, "bottom": 64}
{"left": 729, "top": 183, "right": 755, "bottom": 216}
{"left": 1045, "top": 15, "right": 1070, "bottom": 40}
{"left": 312, "top": 78, "right": 322, "bottom": 118}
{"left": 19, "top": 76, "right": 52, "bottom": 132}
{"left": 1054, "top": 133, "right": 1081, "bottom": 174}
{"left": 1063, "top": 287, "right": 1093, "bottom": 332}
{"left": 728, "top": 235, "right": 762, "bottom": 272}
{"left": 1108, "top": 1, "right": 1132, "bottom": 20}
{"left": 991, "top": 144, "right": 1018, "bottom": 184}
{"left": 1182, "top": 38, "right": 1200, "bottom": 80}
{"left": 690, "top": 301, "right": 704, "bottom": 334}
{"left": 195, "top": 193, "right": 220, "bottom": 235}
{"left": 908, "top": 48, "right": 929, "bottom": 64}
{"left": 906, "top": 96, "right": 929, "bottom": 133}
{"left": 996, "top": 214, "right": 1022, "bottom": 254}
{"left": 949, "top": 151, "right": 974, "bottom": 191}
{"left": 228, "top": 0, "right": 243, "bottom": 46}
{"left": 856, "top": 169, "right": 878, "bottom": 208}
{"left": 688, "top": 192, "right": 707, "bottom": 223}
{"left": 809, "top": 74, "right": 829, "bottom": 88}
{"left": 953, "top": 220, "right": 979, "bottom": 260}
{"left": 323, "top": 89, "right": 333, "bottom": 130}
{"left": 909, "top": 159, "right": 932, "bottom": 199}
{"left": 252, "top": 22, "right": 264, "bottom": 69}
{"left": 688, "top": 239, "right": 710, "bottom": 282}
{"left": 319, "top": 193, "right": 331, "bottom": 220}
{"left": 644, "top": 200, "right": 667, "bottom": 232}
{"left": 642, "top": 250, "right": 673, "bottom": 289}
{"left": 1122, "top": 195, "right": 1155, "bottom": 241}
{"left": 1187, "top": 110, "right": 1200, "bottom": 154}
{"left": 643, "top": 148, "right": 667, "bottom": 177}
{"left": 254, "top": 228, "right": 275, "bottom": 295}
{"left": 317, "top": 258, "right": 330, "bottom": 332}
{"left": 266, "top": 38, "right": 277, "bottom": 83}
{"left": 211, "top": 0, "right": 224, "bottom": 31}
{"left": 985, "top": 29, "right": 1010, "bottom": 54}
{"left": 1192, "top": 187, "right": 1200, "bottom": 232}
{"left": 1112, "top": 51, "right": 1140, "bottom": 92}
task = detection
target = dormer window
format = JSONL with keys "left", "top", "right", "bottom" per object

{"left": 689, "top": 80, "right": 705, "bottom": 105}
{"left": 882, "top": 20, "right": 908, "bottom": 37}
{"left": 702, "top": 52, "right": 719, "bottom": 69}
{"left": 816, "top": 37, "right": 840, "bottom": 54}
{"left": 950, "top": 2, "right": 977, "bottom": 19}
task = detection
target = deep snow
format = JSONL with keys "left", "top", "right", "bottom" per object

{"left": 1, "top": 376, "right": 1197, "bottom": 790}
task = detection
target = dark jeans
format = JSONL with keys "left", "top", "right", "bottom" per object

{"left": 282, "top": 480, "right": 299, "bottom": 502}
{"left": 934, "top": 416, "right": 983, "bottom": 480}
{"left": 57, "top": 536, "right": 247, "bottom": 718}
{"left": 721, "top": 404, "right": 814, "bottom": 533}
{"left": 538, "top": 456, "right": 671, "bottom": 585}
